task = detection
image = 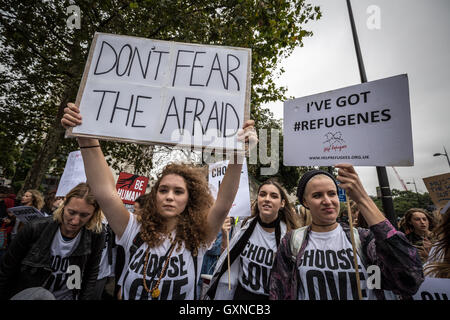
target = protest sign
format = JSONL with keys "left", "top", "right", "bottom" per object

{"left": 208, "top": 159, "right": 251, "bottom": 217}
{"left": 68, "top": 32, "right": 251, "bottom": 152}
{"left": 412, "top": 277, "right": 450, "bottom": 300}
{"left": 283, "top": 74, "right": 413, "bottom": 166}
{"left": 9, "top": 206, "right": 45, "bottom": 223}
{"left": 422, "top": 172, "right": 450, "bottom": 208}
{"left": 116, "top": 172, "right": 149, "bottom": 205}
{"left": 56, "top": 150, "right": 87, "bottom": 197}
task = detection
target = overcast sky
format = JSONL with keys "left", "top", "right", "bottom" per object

{"left": 264, "top": 0, "right": 450, "bottom": 196}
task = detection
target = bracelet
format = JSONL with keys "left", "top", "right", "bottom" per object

{"left": 80, "top": 145, "right": 100, "bottom": 149}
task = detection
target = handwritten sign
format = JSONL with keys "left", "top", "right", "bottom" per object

{"left": 423, "top": 172, "right": 450, "bottom": 208}
{"left": 9, "top": 206, "right": 45, "bottom": 223}
{"left": 116, "top": 172, "right": 149, "bottom": 205}
{"left": 283, "top": 74, "right": 413, "bottom": 166}
{"left": 412, "top": 277, "right": 450, "bottom": 300}
{"left": 208, "top": 159, "right": 251, "bottom": 217}
{"left": 68, "top": 33, "right": 251, "bottom": 152}
{"left": 56, "top": 150, "right": 87, "bottom": 197}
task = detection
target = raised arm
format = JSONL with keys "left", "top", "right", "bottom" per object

{"left": 335, "top": 163, "right": 386, "bottom": 227}
{"left": 205, "top": 120, "right": 257, "bottom": 243}
{"left": 61, "top": 103, "right": 129, "bottom": 238}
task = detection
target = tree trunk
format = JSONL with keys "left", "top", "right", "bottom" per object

{"left": 19, "top": 87, "right": 76, "bottom": 195}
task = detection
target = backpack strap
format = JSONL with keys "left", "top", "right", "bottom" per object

{"left": 290, "top": 226, "right": 309, "bottom": 262}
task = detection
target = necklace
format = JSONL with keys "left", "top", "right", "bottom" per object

{"left": 142, "top": 240, "right": 176, "bottom": 299}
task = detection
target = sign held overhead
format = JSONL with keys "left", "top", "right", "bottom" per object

{"left": 67, "top": 33, "right": 251, "bottom": 152}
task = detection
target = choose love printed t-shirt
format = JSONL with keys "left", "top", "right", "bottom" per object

{"left": 297, "top": 224, "right": 376, "bottom": 300}
{"left": 238, "top": 223, "right": 282, "bottom": 296}
{"left": 116, "top": 213, "right": 208, "bottom": 300}
{"left": 44, "top": 229, "right": 81, "bottom": 300}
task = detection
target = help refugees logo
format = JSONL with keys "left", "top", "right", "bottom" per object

{"left": 323, "top": 132, "right": 347, "bottom": 152}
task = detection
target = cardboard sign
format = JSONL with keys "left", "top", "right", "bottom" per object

{"left": 9, "top": 206, "right": 45, "bottom": 223}
{"left": 208, "top": 159, "right": 251, "bottom": 217}
{"left": 422, "top": 172, "right": 450, "bottom": 208}
{"left": 412, "top": 277, "right": 450, "bottom": 300}
{"left": 68, "top": 33, "right": 251, "bottom": 152}
{"left": 116, "top": 172, "right": 149, "bottom": 205}
{"left": 56, "top": 150, "right": 87, "bottom": 197}
{"left": 283, "top": 74, "right": 413, "bottom": 166}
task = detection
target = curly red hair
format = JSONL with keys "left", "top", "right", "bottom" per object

{"left": 137, "top": 163, "right": 214, "bottom": 255}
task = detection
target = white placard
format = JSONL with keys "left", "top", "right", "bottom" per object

{"left": 56, "top": 150, "right": 87, "bottom": 197}
{"left": 412, "top": 277, "right": 450, "bottom": 300}
{"left": 208, "top": 159, "right": 251, "bottom": 217}
{"left": 69, "top": 33, "right": 251, "bottom": 151}
{"left": 9, "top": 206, "right": 45, "bottom": 223}
{"left": 283, "top": 74, "right": 413, "bottom": 166}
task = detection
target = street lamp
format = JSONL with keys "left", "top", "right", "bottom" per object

{"left": 433, "top": 146, "right": 450, "bottom": 168}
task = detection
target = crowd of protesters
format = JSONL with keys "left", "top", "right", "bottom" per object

{"left": 0, "top": 102, "right": 448, "bottom": 301}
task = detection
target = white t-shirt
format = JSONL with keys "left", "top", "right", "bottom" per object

{"left": 297, "top": 224, "right": 376, "bottom": 300}
{"left": 97, "top": 223, "right": 117, "bottom": 280}
{"left": 44, "top": 228, "right": 81, "bottom": 300}
{"left": 116, "top": 213, "right": 209, "bottom": 300}
{"left": 238, "top": 223, "right": 282, "bottom": 296}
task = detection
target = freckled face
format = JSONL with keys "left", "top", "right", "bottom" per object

{"left": 303, "top": 176, "right": 339, "bottom": 225}
{"left": 156, "top": 174, "right": 189, "bottom": 221}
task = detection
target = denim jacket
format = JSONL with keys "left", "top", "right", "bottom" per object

{"left": 0, "top": 217, "right": 105, "bottom": 300}
{"left": 269, "top": 219, "right": 424, "bottom": 300}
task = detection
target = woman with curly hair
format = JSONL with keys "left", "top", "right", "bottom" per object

{"left": 62, "top": 102, "right": 257, "bottom": 300}
{"left": 204, "top": 178, "right": 301, "bottom": 300}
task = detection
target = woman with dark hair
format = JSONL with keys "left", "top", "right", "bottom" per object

{"left": 204, "top": 178, "right": 301, "bottom": 300}
{"left": 424, "top": 207, "right": 450, "bottom": 278}
{"left": 0, "top": 183, "right": 105, "bottom": 300}
{"left": 62, "top": 102, "right": 257, "bottom": 300}
{"left": 403, "top": 208, "right": 435, "bottom": 263}
{"left": 270, "top": 164, "right": 424, "bottom": 300}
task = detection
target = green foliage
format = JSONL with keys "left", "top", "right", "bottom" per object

{"left": 370, "top": 189, "right": 434, "bottom": 217}
{"left": 0, "top": 0, "right": 321, "bottom": 190}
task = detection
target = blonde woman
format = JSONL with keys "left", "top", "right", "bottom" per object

{"left": 0, "top": 183, "right": 105, "bottom": 300}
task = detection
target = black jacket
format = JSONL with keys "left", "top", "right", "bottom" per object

{"left": 0, "top": 217, "right": 105, "bottom": 300}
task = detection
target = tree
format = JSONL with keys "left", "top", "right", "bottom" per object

{"left": 371, "top": 189, "right": 434, "bottom": 218}
{"left": 0, "top": 0, "right": 321, "bottom": 194}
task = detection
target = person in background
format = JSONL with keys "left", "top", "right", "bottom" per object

{"left": 424, "top": 207, "right": 450, "bottom": 278}
{"left": 205, "top": 179, "right": 301, "bottom": 300}
{"left": 20, "top": 189, "right": 44, "bottom": 211}
{"left": 337, "top": 199, "right": 368, "bottom": 229}
{"left": 403, "top": 208, "right": 436, "bottom": 263}
{"left": 298, "top": 205, "right": 312, "bottom": 227}
{"left": 62, "top": 102, "right": 257, "bottom": 300}
{"left": 42, "top": 190, "right": 57, "bottom": 216}
{"left": 0, "top": 183, "right": 105, "bottom": 300}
